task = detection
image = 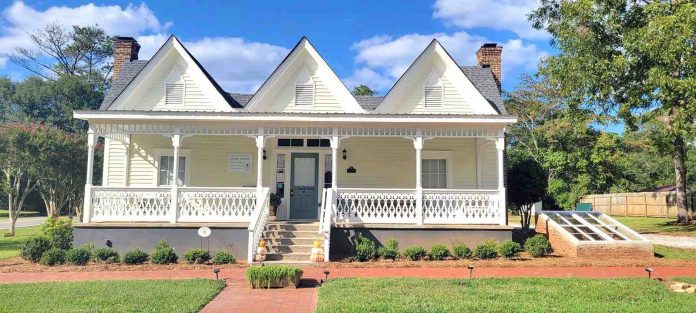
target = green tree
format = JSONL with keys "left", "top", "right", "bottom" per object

{"left": 508, "top": 157, "right": 548, "bottom": 229}
{"left": 530, "top": 0, "right": 696, "bottom": 223}
{"left": 0, "top": 124, "right": 41, "bottom": 235}
{"left": 352, "top": 85, "right": 377, "bottom": 96}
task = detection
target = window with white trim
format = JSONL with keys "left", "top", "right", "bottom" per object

{"left": 295, "top": 69, "right": 314, "bottom": 106}
{"left": 421, "top": 159, "right": 447, "bottom": 189}
{"left": 158, "top": 155, "right": 186, "bottom": 186}
{"left": 424, "top": 71, "right": 443, "bottom": 108}
{"left": 165, "top": 67, "right": 185, "bottom": 106}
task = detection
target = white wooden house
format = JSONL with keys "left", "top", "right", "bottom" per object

{"left": 73, "top": 36, "right": 517, "bottom": 263}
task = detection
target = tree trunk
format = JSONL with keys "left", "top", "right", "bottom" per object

{"left": 672, "top": 135, "right": 690, "bottom": 224}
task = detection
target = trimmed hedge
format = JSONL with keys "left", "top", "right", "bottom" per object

{"left": 378, "top": 239, "right": 399, "bottom": 260}
{"left": 184, "top": 249, "right": 211, "bottom": 264}
{"left": 65, "top": 247, "right": 91, "bottom": 265}
{"left": 150, "top": 240, "right": 178, "bottom": 264}
{"left": 498, "top": 240, "right": 522, "bottom": 259}
{"left": 524, "top": 234, "right": 553, "bottom": 257}
{"left": 474, "top": 241, "right": 498, "bottom": 259}
{"left": 429, "top": 244, "right": 451, "bottom": 260}
{"left": 20, "top": 236, "right": 52, "bottom": 262}
{"left": 246, "top": 265, "right": 303, "bottom": 288}
{"left": 94, "top": 247, "right": 120, "bottom": 264}
{"left": 123, "top": 250, "right": 149, "bottom": 265}
{"left": 403, "top": 246, "right": 427, "bottom": 261}
{"left": 40, "top": 217, "right": 73, "bottom": 250}
{"left": 212, "top": 251, "right": 235, "bottom": 265}
{"left": 453, "top": 244, "right": 472, "bottom": 259}
{"left": 354, "top": 235, "right": 378, "bottom": 261}
{"left": 40, "top": 248, "right": 65, "bottom": 266}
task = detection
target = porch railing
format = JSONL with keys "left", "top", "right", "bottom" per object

{"left": 90, "top": 186, "right": 258, "bottom": 223}
{"left": 332, "top": 188, "right": 502, "bottom": 225}
{"left": 247, "top": 187, "right": 270, "bottom": 263}
{"left": 319, "top": 189, "right": 334, "bottom": 260}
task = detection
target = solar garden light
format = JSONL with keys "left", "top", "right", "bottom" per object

{"left": 213, "top": 268, "right": 220, "bottom": 280}
{"left": 467, "top": 264, "right": 475, "bottom": 279}
{"left": 322, "top": 269, "right": 330, "bottom": 285}
{"left": 645, "top": 267, "right": 653, "bottom": 279}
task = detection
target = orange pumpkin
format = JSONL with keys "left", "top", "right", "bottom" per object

{"left": 310, "top": 254, "right": 324, "bottom": 262}
{"left": 313, "top": 240, "right": 322, "bottom": 248}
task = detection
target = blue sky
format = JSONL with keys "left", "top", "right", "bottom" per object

{"left": 0, "top": 0, "right": 553, "bottom": 95}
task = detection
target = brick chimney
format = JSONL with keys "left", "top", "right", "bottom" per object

{"left": 476, "top": 43, "right": 502, "bottom": 91}
{"left": 112, "top": 36, "right": 141, "bottom": 79}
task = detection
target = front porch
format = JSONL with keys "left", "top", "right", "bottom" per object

{"left": 77, "top": 119, "right": 511, "bottom": 262}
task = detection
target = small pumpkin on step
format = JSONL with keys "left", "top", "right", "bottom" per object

{"left": 310, "top": 240, "right": 325, "bottom": 262}
{"left": 255, "top": 239, "right": 267, "bottom": 261}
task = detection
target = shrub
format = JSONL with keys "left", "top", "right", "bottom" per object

{"left": 65, "top": 247, "right": 91, "bottom": 265}
{"left": 354, "top": 234, "right": 378, "bottom": 261}
{"left": 40, "top": 217, "right": 73, "bottom": 250}
{"left": 20, "top": 236, "right": 52, "bottom": 262}
{"left": 212, "top": 251, "right": 236, "bottom": 265}
{"left": 184, "top": 249, "right": 211, "bottom": 264}
{"left": 429, "top": 244, "right": 451, "bottom": 261}
{"left": 452, "top": 244, "right": 472, "bottom": 259}
{"left": 498, "top": 240, "right": 522, "bottom": 259}
{"left": 403, "top": 246, "right": 427, "bottom": 261}
{"left": 93, "top": 247, "right": 120, "bottom": 263}
{"left": 150, "top": 240, "right": 178, "bottom": 264}
{"left": 122, "top": 250, "right": 149, "bottom": 265}
{"left": 378, "top": 239, "right": 399, "bottom": 260}
{"left": 524, "top": 235, "right": 553, "bottom": 257}
{"left": 246, "top": 265, "right": 303, "bottom": 288}
{"left": 474, "top": 241, "right": 498, "bottom": 259}
{"left": 39, "top": 248, "right": 65, "bottom": 266}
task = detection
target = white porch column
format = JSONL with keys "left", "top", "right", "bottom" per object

{"left": 82, "top": 129, "right": 96, "bottom": 223}
{"left": 255, "top": 129, "right": 265, "bottom": 203}
{"left": 330, "top": 132, "right": 339, "bottom": 192}
{"left": 496, "top": 135, "right": 507, "bottom": 225}
{"left": 170, "top": 134, "right": 181, "bottom": 224}
{"left": 414, "top": 131, "right": 424, "bottom": 225}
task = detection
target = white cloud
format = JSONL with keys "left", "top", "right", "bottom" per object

{"left": 345, "top": 31, "right": 547, "bottom": 90}
{"left": 0, "top": 1, "right": 289, "bottom": 93}
{"left": 433, "top": 0, "right": 546, "bottom": 40}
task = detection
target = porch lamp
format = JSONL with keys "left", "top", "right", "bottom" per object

{"left": 645, "top": 267, "right": 654, "bottom": 279}
{"left": 342, "top": 149, "right": 347, "bottom": 160}
{"left": 467, "top": 264, "right": 475, "bottom": 279}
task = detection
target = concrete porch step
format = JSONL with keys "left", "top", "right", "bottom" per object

{"left": 261, "top": 230, "right": 323, "bottom": 239}
{"left": 264, "top": 252, "right": 312, "bottom": 262}
{"left": 263, "top": 223, "right": 320, "bottom": 232}
{"left": 261, "top": 237, "right": 319, "bottom": 246}
{"left": 265, "top": 244, "right": 313, "bottom": 254}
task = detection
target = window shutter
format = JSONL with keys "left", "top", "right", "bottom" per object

{"left": 424, "top": 85, "right": 443, "bottom": 107}
{"left": 295, "top": 83, "right": 314, "bottom": 106}
{"left": 165, "top": 82, "right": 185, "bottom": 106}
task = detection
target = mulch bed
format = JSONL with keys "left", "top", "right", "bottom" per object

{"left": 1, "top": 252, "right": 695, "bottom": 273}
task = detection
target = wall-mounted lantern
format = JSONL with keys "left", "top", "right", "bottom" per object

{"left": 263, "top": 149, "right": 267, "bottom": 160}
{"left": 342, "top": 149, "right": 347, "bottom": 160}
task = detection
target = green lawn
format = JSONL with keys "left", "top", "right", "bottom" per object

{"left": 0, "top": 226, "right": 41, "bottom": 260}
{"left": 0, "top": 279, "right": 225, "bottom": 313}
{"left": 655, "top": 245, "right": 696, "bottom": 260}
{"left": 318, "top": 277, "right": 696, "bottom": 313}
{"left": 612, "top": 216, "right": 696, "bottom": 237}
{"left": 0, "top": 210, "right": 41, "bottom": 220}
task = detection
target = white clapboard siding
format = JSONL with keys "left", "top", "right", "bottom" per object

{"left": 104, "top": 138, "right": 128, "bottom": 186}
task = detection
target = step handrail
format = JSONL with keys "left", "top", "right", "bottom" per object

{"left": 247, "top": 187, "right": 270, "bottom": 263}
{"left": 318, "top": 189, "right": 334, "bottom": 261}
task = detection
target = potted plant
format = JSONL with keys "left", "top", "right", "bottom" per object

{"left": 269, "top": 193, "right": 282, "bottom": 221}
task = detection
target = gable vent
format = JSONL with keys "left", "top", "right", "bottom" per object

{"left": 295, "top": 83, "right": 314, "bottom": 106}
{"left": 165, "top": 82, "right": 185, "bottom": 106}
{"left": 424, "top": 85, "right": 443, "bottom": 107}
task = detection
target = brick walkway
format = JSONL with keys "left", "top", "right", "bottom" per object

{"left": 1, "top": 266, "right": 696, "bottom": 313}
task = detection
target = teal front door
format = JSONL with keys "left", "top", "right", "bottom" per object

{"left": 290, "top": 153, "right": 319, "bottom": 220}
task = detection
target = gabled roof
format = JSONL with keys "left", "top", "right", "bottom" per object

{"left": 459, "top": 66, "right": 506, "bottom": 114}
{"left": 101, "top": 36, "right": 242, "bottom": 111}
{"left": 375, "top": 39, "right": 502, "bottom": 115}
{"left": 243, "top": 37, "right": 365, "bottom": 113}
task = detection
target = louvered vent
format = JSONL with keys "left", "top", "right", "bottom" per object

{"left": 295, "top": 84, "right": 314, "bottom": 106}
{"left": 165, "top": 82, "right": 185, "bottom": 106}
{"left": 424, "top": 85, "right": 443, "bottom": 107}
